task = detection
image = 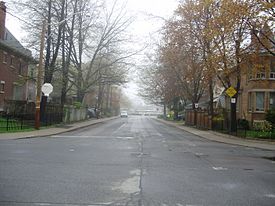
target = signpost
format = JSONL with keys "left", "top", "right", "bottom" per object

{"left": 42, "top": 83, "right": 53, "bottom": 96}
{"left": 226, "top": 86, "right": 237, "bottom": 133}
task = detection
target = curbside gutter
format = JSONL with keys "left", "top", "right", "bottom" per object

{"left": 154, "top": 118, "right": 275, "bottom": 151}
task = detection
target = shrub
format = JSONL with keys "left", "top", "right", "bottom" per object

{"left": 238, "top": 119, "right": 249, "bottom": 130}
{"left": 266, "top": 109, "right": 275, "bottom": 128}
{"left": 253, "top": 120, "right": 272, "bottom": 132}
{"left": 72, "top": 101, "right": 82, "bottom": 109}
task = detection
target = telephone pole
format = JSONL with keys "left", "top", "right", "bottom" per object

{"left": 35, "top": 20, "right": 47, "bottom": 129}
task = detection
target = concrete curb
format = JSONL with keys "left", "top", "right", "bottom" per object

{"left": 154, "top": 118, "right": 275, "bottom": 151}
{"left": 0, "top": 116, "right": 119, "bottom": 140}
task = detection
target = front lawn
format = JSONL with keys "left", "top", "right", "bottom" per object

{"left": 0, "top": 117, "right": 35, "bottom": 133}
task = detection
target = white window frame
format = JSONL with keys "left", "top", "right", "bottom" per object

{"left": 10, "top": 55, "right": 15, "bottom": 68}
{"left": 0, "top": 80, "right": 5, "bottom": 94}
{"left": 248, "top": 92, "right": 252, "bottom": 112}
{"left": 3, "top": 52, "right": 8, "bottom": 64}
{"left": 18, "top": 61, "right": 23, "bottom": 75}
{"left": 255, "top": 92, "right": 265, "bottom": 112}
{"left": 270, "top": 72, "right": 275, "bottom": 79}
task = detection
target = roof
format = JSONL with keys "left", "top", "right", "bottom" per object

{"left": 0, "top": 28, "right": 34, "bottom": 62}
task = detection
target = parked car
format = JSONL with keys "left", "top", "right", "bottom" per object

{"left": 87, "top": 108, "right": 96, "bottom": 118}
{"left": 120, "top": 111, "right": 128, "bottom": 118}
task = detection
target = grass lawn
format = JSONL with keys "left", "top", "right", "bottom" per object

{"left": 236, "top": 129, "right": 275, "bottom": 139}
{"left": 246, "top": 130, "right": 275, "bottom": 139}
{"left": 0, "top": 117, "right": 35, "bottom": 133}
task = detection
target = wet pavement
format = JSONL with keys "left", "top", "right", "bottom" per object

{"left": 0, "top": 116, "right": 275, "bottom": 205}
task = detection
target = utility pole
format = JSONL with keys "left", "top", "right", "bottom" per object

{"left": 35, "top": 20, "right": 47, "bottom": 129}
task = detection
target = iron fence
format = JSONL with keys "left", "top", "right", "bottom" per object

{"left": 0, "top": 100, "right": 64, "bottom": 131}
{"left": 212, "top": 119, "right": 275, "bottom": 139}
{"left": 40, "top": 104, "right": 63, "bottom": 126}
{"left": 0, "top": 113, "right": 35, "bottom": 131}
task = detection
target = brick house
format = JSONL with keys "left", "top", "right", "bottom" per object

{"left": 237, "top": 53, "right": 275, "bottom": 123}
{"left": 0, "top": 1, "right": 35, "bottom": 112}
{"left": 222, "top": 27, "right": 275, "bottom": 124}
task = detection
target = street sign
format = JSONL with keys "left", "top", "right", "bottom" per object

{"left": 231, "top": 98, "right": 236, "bottom": 103}
{"left": 42, "top": 83, "right": 53, "bottom": 96}
{"left": 226, "top": 86, "right": 237, "bottom": 97}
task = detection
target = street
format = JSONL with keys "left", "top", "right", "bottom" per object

{"left": 0, "top": 116, "right": 275, "bottom": 206}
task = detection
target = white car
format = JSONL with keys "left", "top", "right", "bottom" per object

{"left": 120, "top": 111, "right": 128, "bottom": 118}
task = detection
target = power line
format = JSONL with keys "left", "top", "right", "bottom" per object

{"left": 6, "top": 11, "right": 30, "bottom": 25}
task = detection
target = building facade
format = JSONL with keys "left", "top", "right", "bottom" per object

{"left": 237, "top": 54, "right": 275, "bottom": 123}
{"left": 0, "top": 1, "right": 34, "bottom": 111}
{"left": 221, "top": 25, "right": 275, "bottom": 124}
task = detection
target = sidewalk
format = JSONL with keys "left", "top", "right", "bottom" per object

{"left": 156, "top": 118, "right": 275, "bottom": 151}
{"left": 0, "top": 116, "right": 118, "bottom": 140}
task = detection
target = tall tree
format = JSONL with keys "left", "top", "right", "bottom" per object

{"left": 69, "top": 0, "right": 134, "bottom": 103}
{"left": 159, "top": 3, "right": 208, "bottom": 109}
{"left": 248, "top": 0, "right": 275, "bottom": 56}
{"left": 208, "top": 0, "right": 253, "bottom": 132}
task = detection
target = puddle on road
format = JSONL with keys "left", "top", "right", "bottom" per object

{"left": 112, "top": 170, "right": 141, "bottom": 194}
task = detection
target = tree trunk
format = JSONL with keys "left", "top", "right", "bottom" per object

{"left": 163, "top": 102, "right": 167, "bottom": 119}
{"left": 229, "top": 38, "right": 241, "bottom": 134}
{"left": 209, "top": 79, "right": 214, "bottom": 129}
{"left": 44, "top": 0, "right": 52, "bottom": 83}
{"left": 61, "top": 24, "right": 67, "bottom": 107}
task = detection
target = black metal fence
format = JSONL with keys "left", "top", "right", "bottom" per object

{"left": 212, "top": 119, "right": 275, "bottom": 139}
{"left": 0, "top": 113, "right": 35, "bottom": 131}
{"left": 0, "top": 100, "right": 64, "bottom": 132}
{"left": 40, "top": 104, "right": 63, "bottom": 126}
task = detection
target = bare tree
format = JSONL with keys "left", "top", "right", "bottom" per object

{"left": 68, "top": 0, "right": 135, "bottom": 103}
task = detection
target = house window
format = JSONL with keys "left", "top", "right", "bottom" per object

{"left": 29, "top": 66, "right": 34, "bottom": 78}
{"left": 270, "top": 92, "right": 275, "bottom": 109}
{"left": 10, "top": 56, "right": 15, "bottom": 67}
{"left": 3, "top": 52, "right": 8, "bottom": 64}
{"left": 270, "top": 59, "right": 275, "bottom": 79}
{"left": 248, "top": 72, "right": 253, "bottom": 80}
{"left": 0, "top": 81, "right": 5, "bottom": 94}
{"left": 18, "top": 62, "right": 23, "bottom": 75}
{"left": 248, "top": 92, "right": 253, "bottom": 111}
{"left": 256, "top": 71, "right": 265, "bottom": 79}
{"left": 13, "top": 84, "right": 23, "bottom": 100}
{"left": 256, "top": 92, "right": 265, "bottom": 111}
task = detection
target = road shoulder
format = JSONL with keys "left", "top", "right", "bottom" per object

{"left": 0, "top": 116, "right": 118, "bottom": 140}
{"left": 154, "top": 118, "right": 275, "bottom": 151}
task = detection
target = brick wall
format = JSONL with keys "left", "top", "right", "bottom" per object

{"left": 0, "top": 49, "right": 29, "bottom": 111}
{"left": 239, "top": 55, "right": 275, "bottom": 123}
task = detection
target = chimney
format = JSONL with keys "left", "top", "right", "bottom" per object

{"left": 0, "top": 1, "right": 6, "bottom": 40}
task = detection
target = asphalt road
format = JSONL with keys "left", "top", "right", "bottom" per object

{"left": 0, "top": 116, "right": 275, "bottom": 206}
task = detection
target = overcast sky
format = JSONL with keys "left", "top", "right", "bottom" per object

{"left": 5, "top": 0, "right": 179, "bottom": 108}
{"left": 6, "top": 0, "right": 178, "bottom": 42}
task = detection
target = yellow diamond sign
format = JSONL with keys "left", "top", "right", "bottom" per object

{"left": 226, "top": 86, "right": 237, "bottom": 97}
